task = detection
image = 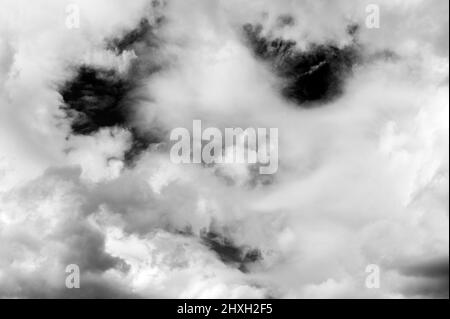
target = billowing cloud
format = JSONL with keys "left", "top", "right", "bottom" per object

{"left": 0, "top": 0, "right": 448, "bottom": 298}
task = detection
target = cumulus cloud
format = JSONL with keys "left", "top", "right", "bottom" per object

{"left": 0, "top": 0, "right": 448, "bottom": 298}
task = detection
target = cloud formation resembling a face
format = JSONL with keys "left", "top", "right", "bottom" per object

{"left": 0, "top": 0, "right": 448, "bottom": 299}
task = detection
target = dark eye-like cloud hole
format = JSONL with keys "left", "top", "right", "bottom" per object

{"left": 60, "top": 66, "right": 132, "bottom": 135}
{"left": 243, "top": 22, "right": 361, "bottom": 107}
{"left": 60, "top": 17, "right": 165, "bottom": 165}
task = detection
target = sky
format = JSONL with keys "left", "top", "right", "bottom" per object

{"left": 0, "top": 0, "right": 448, "bottom": 298}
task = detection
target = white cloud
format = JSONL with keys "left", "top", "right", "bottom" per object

{"left": 0, "top": 0, "right": 448, "bottom": 298}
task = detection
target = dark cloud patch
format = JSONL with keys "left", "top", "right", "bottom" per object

{"left": 107, "top": 17, "right": 165, "bottom": 77}
{"left": 276, "top": 14, "right": 295, "bottom": 28}
{"left": 243, "top": 23, "right": 361, "bottom": 106}
{"left": 60, "top": 66, "right": 131, "bottom": 135}
{"left": 60, "top": 18, "right": 165, "bottom": 164}
{"left": 398, "top": 256, "right": 449, "bottom": 298}
{"left": 108, "top": 19, "right": 155, "bottom": 54}
{"left": 107, "top": 17, "right": 164, "bottom": 56}
{"left": 124, "top": 128, "right": 162, "bottom": 164}
{"left": 346, "top": 23, "right": 360, "bottom": 37}
{"left": 400, "top": 256, "right": 449, "bottom": 279}
{"left": 400, "top": 278, "right": 449, "bottom": 299}
{"left": 201, "top": 230, "right": 262, "bottom": 273}
{"left": 56, "top": 220, "right": 129, "bottom": 275}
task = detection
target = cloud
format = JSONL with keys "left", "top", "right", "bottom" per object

{"left": 0, "top": 0, "right": 448, "bottom": 298}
